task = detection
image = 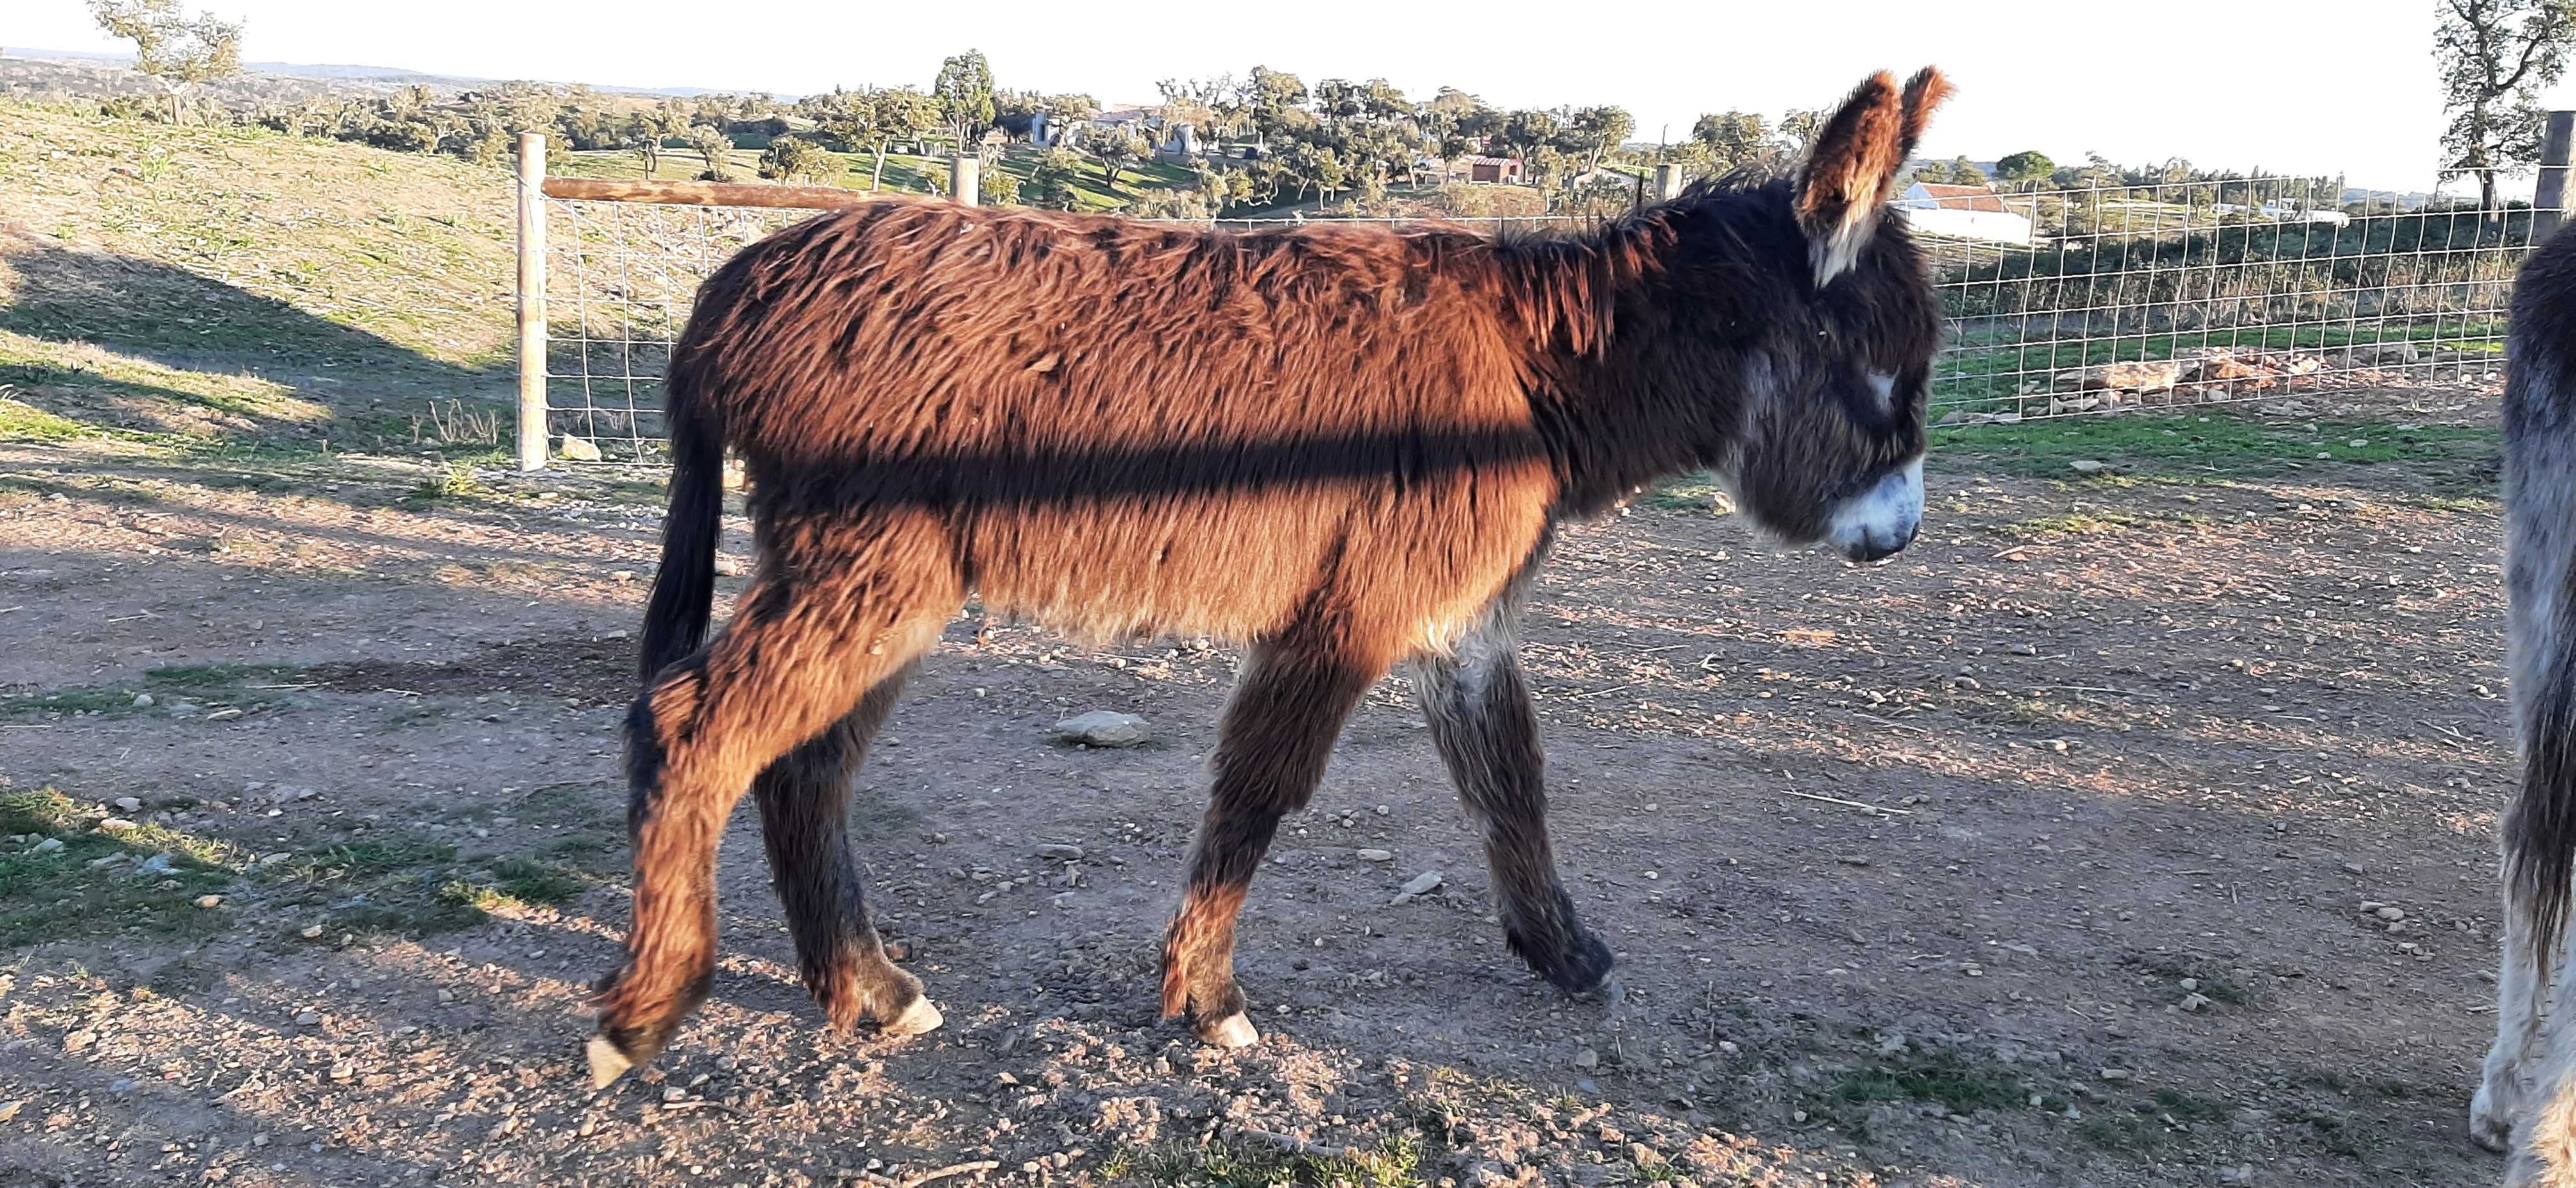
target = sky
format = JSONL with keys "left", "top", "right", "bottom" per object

{"left": 3, "top": 0, "right": 2543, "bottom": 193}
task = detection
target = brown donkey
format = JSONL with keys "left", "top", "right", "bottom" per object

{"left": 586, "top": 68, "right": 1954, "bottom": 1086}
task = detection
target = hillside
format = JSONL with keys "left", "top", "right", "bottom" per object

{"left": 1, "top": 102, "right": 528, "bottom": 452}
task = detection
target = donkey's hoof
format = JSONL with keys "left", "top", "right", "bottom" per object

{"left": 1197, "top": 1012, "right": 1260, "bottom": 1048}
{"left": 586, "top": 1034, "right": 636, "bottom": 1090}
{"left": 2472, "top": 1081, "right": 2517, "bottom": 1153}
{"left": 1514, "top": 926, "right": 1616, "bottom": 996}
{"left": 879, "top": 996, "right": 945, "bottom": 1038}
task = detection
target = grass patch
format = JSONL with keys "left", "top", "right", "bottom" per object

{"left": 1645, "top": 471, "right": 1734, "bottom": 513}
{"left": 406, "top": 461, "right": 488, "bottom": 503}
{"left": 1933, "top": 414, "right": 2494, "bottom": 479}
{"left": 144, "top": 663, "right": 303, "bottom": 688}
{"left": 1828, "top": 1048, "right": 2028, "bottom": 1116}
{"left": 0, "top": 689, "right": 138, "bottom": 717}
{"left": 0, "top": 397, "right": 89, "bottom": 443}
{"left": 256, "top": 836, "right": 495, "bottom": 937}
{"left": 1098, "top": 1133, "right": 1426, "bottom": 1187}
{"left": 0, "top": 788, "right": 245, "bottom": 945}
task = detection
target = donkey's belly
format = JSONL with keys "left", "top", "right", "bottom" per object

{"left": 961, "top": 493, "right": 1348, "bottom": 645}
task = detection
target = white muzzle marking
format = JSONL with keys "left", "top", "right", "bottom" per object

{"left": 1827, "top": 457, "right": 1923, "bottom": 562}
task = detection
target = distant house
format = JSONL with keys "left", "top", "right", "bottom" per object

{"left": 1463, "top": 155, "right": 1523, "bottom": 184}
{"left": 1892, "top": 181, "right": 2034, "bottom": 244}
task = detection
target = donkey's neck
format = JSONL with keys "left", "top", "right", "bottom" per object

{"left": 1496, "top": 214, "right": 1748, "bottom": 517}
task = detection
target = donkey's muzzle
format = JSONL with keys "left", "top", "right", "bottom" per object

{"left": 1827, "top": 459, "right": 1924, "bottom": 563}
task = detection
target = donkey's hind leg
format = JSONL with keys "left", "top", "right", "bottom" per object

{"left": 592, "top": 514, "right": 958, "bottom": 1085}
{"left": 1407, "top": 609, "right": 1613, "bottom": 996}
{"left": 2478, "top": 901, "right": 2547, "bottom": 1152}
{"left": 751, "top": 661, "right": 940, "bottom": 1039}
{"left": 1162, "top": 624, "right": 1387, "bottom": 1047}
{"left": 2508, "top": 947, "right": 2576, "bottom": 1185}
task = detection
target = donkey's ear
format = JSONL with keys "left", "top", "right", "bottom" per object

{"left": 1793, "top": 68, "right": 1948, "bottom": 286}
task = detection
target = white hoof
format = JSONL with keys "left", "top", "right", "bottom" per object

{"left": 880, "top": 996, "right": 944, "bottom": 1037}
{"left": 585, "top": 1035, "right": 634, "bottom": 1090}
{"left": 1198, "top": 1012, "right": 1259, "bottom": 1049}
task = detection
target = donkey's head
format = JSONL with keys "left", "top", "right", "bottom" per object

{"left": 1701, "top": 68, "right": 1951, "bottom": 563}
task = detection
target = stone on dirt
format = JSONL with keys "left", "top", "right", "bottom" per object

{"left": 557, "top": 434, "right": 603, "bottom": 462}
{"left": 1391, "top": 871, "right": 1443, "bottom": 904}
{"left": 1054, "top": 711, "right": 1149, "bottom": 747}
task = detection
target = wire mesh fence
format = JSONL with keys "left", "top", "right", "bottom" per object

{"left": 536, "top": 170, "right": 2538, "bottom": 462}
{"left": 1922, "top": 171, "right": 2527, "bottom": 425}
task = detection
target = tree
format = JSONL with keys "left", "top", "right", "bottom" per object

{"left": 2437, "top": 0, "right": 2576, "bottom": 211}
{"left": 1690, "top": 110, "right": 1774, "bottom": 174}
{"left": 1085, "top": 125, "right": 1149, "bottom": 192}
{"left": 1775, "top": 107, "right": 1825, "bottom": 160}
{"left": 1027, "top": 148, "right": 1088, "bottom": 209}
{"left": 1994, "top": 149, "right": 2055, "bottom": 187}
{"left": 825, "top": 88, "right": 941, "bottom": 190}
{"left": 88, "top": 0, "right": 242, "bottom": 124}
{"left": 1566, "top": 105, "right": 1635, "bottom": 176}
{"left": 1238, "top": 66, "right": 1308, "bottom": 149}
{"left": 933, "top": 49, "right": 997, "bottom": 153}
{"left": 1499, "top": 109, "right": 1562, "bottom": 179}
{"left": 1946, "top": 156, "right": 1982, "bottom": 185}
{"left": 758, "top": 135, "right": 833, "bottom": 184}
{"left": 687, "top": 125, "right": 736, "bottom": 181}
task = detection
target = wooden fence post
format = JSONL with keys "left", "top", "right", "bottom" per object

{"left": 2537, "top": 111, "right": 2575, "bottom": 245}
{"left": 1653, "top": 164, "right": 1683, "bottom": 202}
{"left": 951, "top": 154, "right": 980, "bottom": 207}
{"left": 516, "top": 132, "right": 549, "bottom": 471}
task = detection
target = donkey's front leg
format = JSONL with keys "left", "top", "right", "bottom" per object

{"left": 1162, "top": 629, "right": 1383, "bottom": 1047}
{"left": 1408, "top": 613, "right": 1614, "bottom": 995}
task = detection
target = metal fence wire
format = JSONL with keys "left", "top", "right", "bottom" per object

{"left": 538, "top": 172, "right": 2533, "bottom": 461}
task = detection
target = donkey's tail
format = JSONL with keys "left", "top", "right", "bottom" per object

{"left": 638, "top": 358, "right": 724, "bottom": 685}
{"left": 2504, "top": 230, "right": 2576, "bottom": 985}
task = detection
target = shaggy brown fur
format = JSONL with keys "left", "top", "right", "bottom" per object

{"left": 588, "top": 68, "right": 1953, "bottom": 1080}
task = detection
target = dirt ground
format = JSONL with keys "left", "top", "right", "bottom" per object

{"left": 0, "top": 389, "right": 2526, "bottom": 1188}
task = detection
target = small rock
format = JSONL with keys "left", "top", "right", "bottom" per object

{"left": 63, "top": 1030, "right": 96, "bottom": 1053}
{"left": 1053, "top": 711, "right": 1149, "bottom": 748}
{"left": 2179, "top": 977, "right": 2199, "bottom": 991}
{"left": 2100, "top": 1068, "right": 2134, "bottom": 1082}
{"left": 610, "top": 570, "right": 636, "bottom": 583}
{"left": 294, "top": 1010, "right": 321, "bottom": 1026}
{"left": 194, "top": 895, "right": 223, "bottom": 910}
{"left": 300, "top": 924, "right": 325, "bottom": 939}
{"left": 2342, "top": 862, "right": 2365, "bottom": 874}
{"left": 32, "top": 838, "right": 63, "bottom": 854}
{"left": 0, "top": 1101, "right": 22, "bottom": 1123}
{"left": 662, "top": 1086, "right": 687, "bottom": 1103}
{"left": 2179, "top": 992, "right": 2212, "bottom": 1012}
{"left": 113, "top": 796, "right": 142, "bottom": 812}
{"left": 2375, "top": 906, "right": 2405, "bottom": 922}
{"left": 1357, "top": 848, "right": 1394, "bottom": 862}
{"left": 1391, "top": 870, "right": 1444, "bottom": 904}
{"left": 1573, "top": 1047, "right": 1598, "bottom": 1070}
{"left": 1035, "top": 843, "right": 1085, "bottom": 862}
{"left": 558, "top": 434, "right": 604, "bottom": 462}
{"left": 2068, "top": 459, "right": 2106, "bottom": 474}
{"left": 130, "top": 694, "right": 153, "bottom": 708}
{"left": 436, "top": 989, "right": 455, "bottom": 1004}
{"left": 2220, "top": 1165, "right": 2255, "bottom": 1185}
{"left": 712, "top": 556, "right": 747, "bottom": 577}
{"left": 96, "top": 818, "right": 137, "bottom": 834}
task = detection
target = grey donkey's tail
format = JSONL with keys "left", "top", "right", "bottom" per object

{"left": 2503, "top": 226, "right": 2576, "bottom": 979}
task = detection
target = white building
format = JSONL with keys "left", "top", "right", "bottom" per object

{"left": 1892, "top": 182, "right": 2034, "bottom": 245}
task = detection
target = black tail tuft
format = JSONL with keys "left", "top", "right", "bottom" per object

{"left": 638, "top": 369, "right": 723, "bottom": 685}
{"left": 2502, "top": 224, "right": 2576, "bottom": 971}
